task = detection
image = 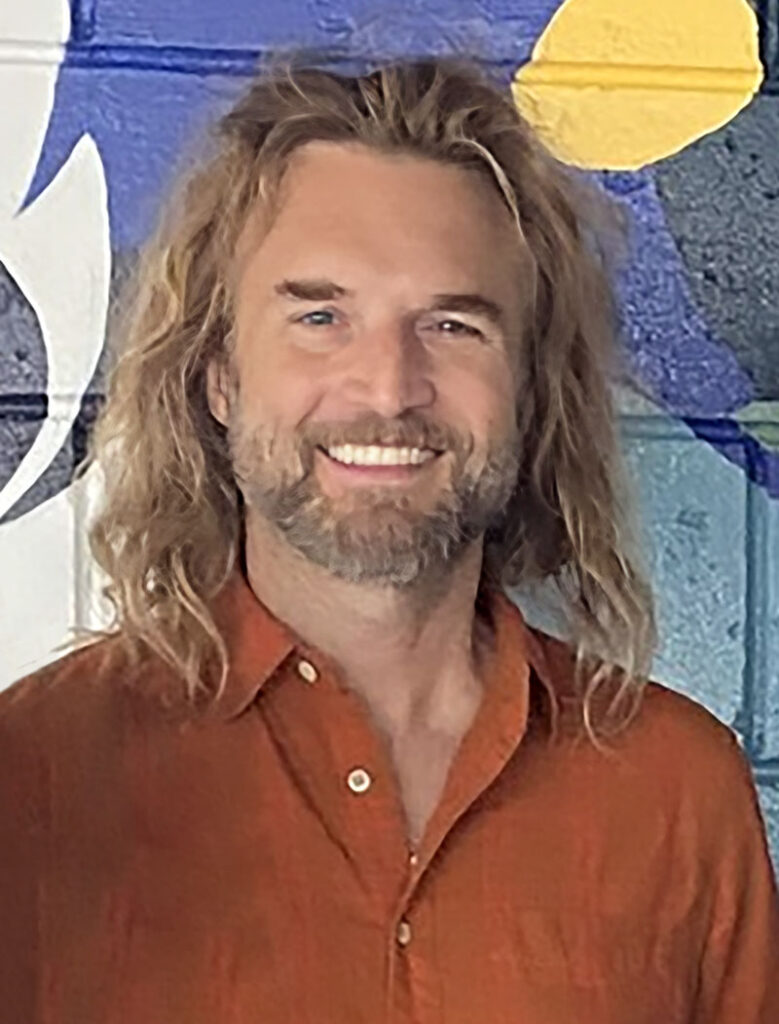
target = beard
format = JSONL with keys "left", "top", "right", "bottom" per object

{"left": 225, "top": 410, "right": 520, "bottom": 589}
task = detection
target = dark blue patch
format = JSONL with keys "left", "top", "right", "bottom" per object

{"left": 27, "top": 0, "right": 559, "bottom": 246}
{"left": 597, "top": 169, "right": 754, "bottom": 416}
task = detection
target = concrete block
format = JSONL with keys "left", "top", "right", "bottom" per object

{"left": 621, "top": 416, "right": 747, "bottom": 731}
{"left": 757, "top": 783, "right": 779, "bottom": 877}
{"left": 748, "top": 477, "right": 779, "bottom": 760}
{"left": 654, "top": 94, "right": 779, "bottom": 400}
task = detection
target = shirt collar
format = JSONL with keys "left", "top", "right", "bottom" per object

{"left": 203, "top": 563, "right": 298, "bottom": 720}
{"left": 202, "top": 562, "right": 566, "bottom": 727}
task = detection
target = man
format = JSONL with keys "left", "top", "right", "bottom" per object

{"left": 1, "top": 54, "right": 777, "bottom": 1023}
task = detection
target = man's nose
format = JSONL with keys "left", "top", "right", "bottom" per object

{"left": 343, "top": 324, "right": 436, "bottom": 418}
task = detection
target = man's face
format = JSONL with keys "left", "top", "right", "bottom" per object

{"left": 207, "top": 140, "right": 527, "bottom": 587}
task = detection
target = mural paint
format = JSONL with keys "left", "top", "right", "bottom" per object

{"left": 515, "top": 0, "right": 763, "bottom": 168}
{"left": 0, "top": 0, "right": 109, "bottom": 587}
{"left": 4, "top": 0, "right": 776, "bottom": 533}
{"left": 0, "top": 0, "right": 777, "bottom": 802}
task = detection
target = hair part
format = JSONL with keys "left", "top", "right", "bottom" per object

{"left": 57, "top": 50, "right": 657, "bottom": 753}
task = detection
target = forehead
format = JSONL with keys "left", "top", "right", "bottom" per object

{"left": 235, "top": 140, "right": 525, "bottom": 290}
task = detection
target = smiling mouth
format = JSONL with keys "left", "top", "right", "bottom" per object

{"left": 315, "top": 444, "right": 438, "bottom": 464}
{"left": 314, "top": 445, "right": 444, "bottom": 482}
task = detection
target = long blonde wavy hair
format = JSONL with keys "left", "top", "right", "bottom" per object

{"left": 56, "top": 50, "right": 657, "bottom": 750}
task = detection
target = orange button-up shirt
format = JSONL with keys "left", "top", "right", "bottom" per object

{"left": 1, "top": 565, "right": 778, "bottom": 1023}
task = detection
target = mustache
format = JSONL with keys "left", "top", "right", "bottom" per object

{"left": 306, "top": 417, "right": 457, "bottom": 454}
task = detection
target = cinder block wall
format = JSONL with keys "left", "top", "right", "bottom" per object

{"left": 1, "top": 0, "right": 778, "bottom": 874}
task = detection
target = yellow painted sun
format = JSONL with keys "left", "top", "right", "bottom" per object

{"left": 512, "top": 0, "right": 764, "bottom": 170}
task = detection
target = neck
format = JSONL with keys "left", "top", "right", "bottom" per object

{"left": 242, "top": 509, "right": 495, "bottom": 743}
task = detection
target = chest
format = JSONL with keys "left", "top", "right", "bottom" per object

{"left": 23, "top": 704, "right": 699, "bottom": 1024}
{"left": 390, "top": 730, "right": 464, "bottom": 848}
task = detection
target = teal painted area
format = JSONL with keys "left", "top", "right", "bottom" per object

{"left": 748, "top": 478, "right": 779, "bottom": 762}
{"left": 514, "top": 395, "right": 779, "bottom": 875}
{"left": 622, "top": 416, "right": 747, "bottom": 731}
{"left": 625, "top": 409, "right": 779, "bottom": 878}
{"left": 759, "top": 785, "right": 779, "bottom": 869}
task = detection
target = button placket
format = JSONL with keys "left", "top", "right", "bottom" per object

{"left": 396, "top": 918, "right": 412, "bottom": 947}
{"left": 290, "top": 656, "right": 413, "bottom": 884}
{"left": 346, "top": 767, "right": 373, "bottom": 793}
{"left": 296, "top": 658, "right": 318, "bottom": 684}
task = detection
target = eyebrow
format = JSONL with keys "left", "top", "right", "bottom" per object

{"left": 273, "top": 278, "right": 506, "bottom": 328}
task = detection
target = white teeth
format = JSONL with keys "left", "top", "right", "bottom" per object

{"left": 325, "top": 444, "right": 437, "bottom": 466}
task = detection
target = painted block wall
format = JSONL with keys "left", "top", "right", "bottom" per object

{"left": 1, "top": 0, "right": 778, "bottom": 880}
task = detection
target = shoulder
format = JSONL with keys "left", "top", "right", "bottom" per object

{"left": 1, "top": 638, "right": 122, "bottom": 710}
{"left": 637, "top": 677, "right": 743, "bottom": 759}
{"left": 531, "top": 629, "right": 770, "bottom": 886}
{"left": 0, "top": 638, "right": 136, "bottom": 762}
{"left": 631, "top": 678, "right": 760, "bottom": 820}
{"left": 616, "top": 668, "right": 741, "bottom": 751}
{"left": 529, "top": 625, "right": 751, "bottom": 800}
{"left": 622, "top": 671, "right": 755, "bottom": 804}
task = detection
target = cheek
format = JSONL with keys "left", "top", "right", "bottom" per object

{"left": 450, "top": 359, "right": 517, "bottom": 433}
{"left": 485, "top": 357, "right": 521, "bottom": 436}
{"left": 240, "top": 358, "right": 321, "bottom": 428}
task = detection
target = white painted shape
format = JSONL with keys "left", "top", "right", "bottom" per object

{"left": 0, "top": 0, "right": 69, "bottom": 218}
{"left": 0, "top": 3, "right": 111, "bottom": 687}
{"left": 0, "top": 133, "right": 110, "bottom": 518}
{"left": 0, "top": 0, "right": 70, "bottom": 43}
{"left": 0, "top": 458, "right": 120, "bottom": 690}
{"left": 72, "top": 459, "right": 117, "bottom": 634}
{"left": 0, "top": 451, "right": 78, "bottom": 688}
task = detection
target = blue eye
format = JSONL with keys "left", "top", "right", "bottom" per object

{"left": 436, "top": 319, "right": 482, "bottom": 338}
{"left": 293, "top": 311, "right": 482, "bottom": 339}
{"left": 296, "top": 309, "right": 336, "bottom": 326}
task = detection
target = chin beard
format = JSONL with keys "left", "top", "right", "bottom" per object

{"left": 274, "top": 496, "right": 479, "bottom": 586}
{"left": 237, "top": 448, "right": 519, "bottom": 588}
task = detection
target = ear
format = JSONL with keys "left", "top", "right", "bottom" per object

{"left": 206, "top": 356, "right": 231, "bottom": 427}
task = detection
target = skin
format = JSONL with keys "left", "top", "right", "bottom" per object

{"left": 206, "top": 140, "right": 528, "bottom": 769}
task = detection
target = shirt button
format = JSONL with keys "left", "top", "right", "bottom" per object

{"left": 409, "top": 851, "right": 418, "bottom": 867}
{"left": 296, "top": 659, "right": 318, "bottom": 684}
{"left": 396, "top": 919, "right": 412, "bottom": 947}
{"left": 346, "top": 768, "right": 372, "bottom": 793}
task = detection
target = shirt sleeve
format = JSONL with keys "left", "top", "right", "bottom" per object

{"left": 691, "top": 731, "right": 779, "bottom": 1023}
